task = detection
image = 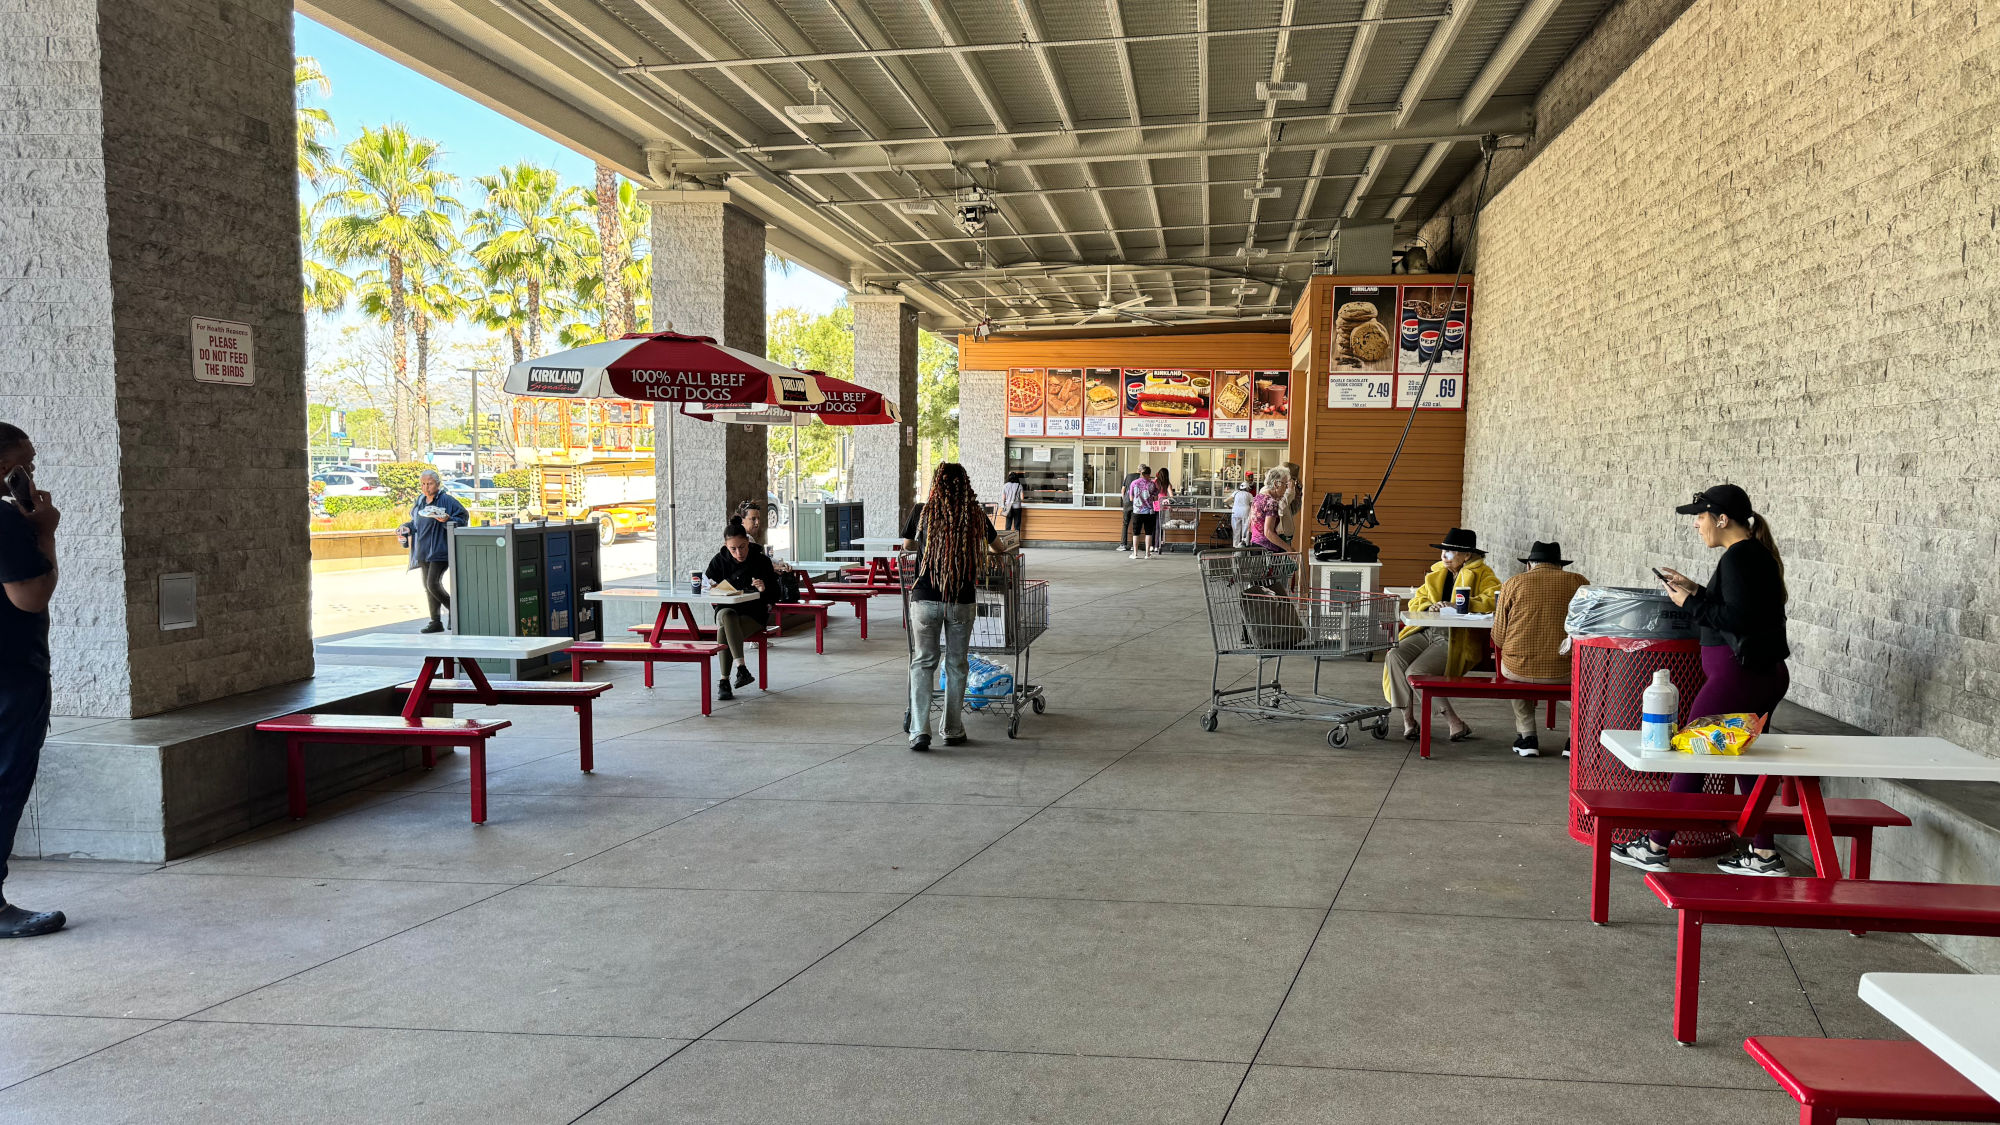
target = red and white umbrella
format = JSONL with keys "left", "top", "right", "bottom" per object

{"left": 504, "top": 330, "right": 824, "bottom": 408}
{"left": 505, "top": 331, "right": 825, "bottom": 576}
{"left": 789, "top": 370, "right": 900, "bottom": 426}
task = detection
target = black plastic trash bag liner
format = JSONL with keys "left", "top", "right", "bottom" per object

{"left": 1564, "top": 586, "right": 1696, "bottom": 644}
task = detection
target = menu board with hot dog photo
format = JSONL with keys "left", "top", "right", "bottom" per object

{"left": 1330, "top": 286, "right": 1396, "bottom": 373}
{"left": 1005, "top": 369, "right": 1045, "bottom": 435}
{"left": 1082, "top": 368, "right": 1122, "bottom": 436}
{"left": 1042, "top": 369, "right": 1084, "bottom": 436}
{"left": 1394, "top": 285, "right": 1470, "bottom": 374}
{"left": 1121, "top": 369, "right": 1212, "bottom": 439}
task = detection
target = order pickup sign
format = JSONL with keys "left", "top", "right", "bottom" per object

{"left": 191, "top": 317, "right": 255, "bottom": 386}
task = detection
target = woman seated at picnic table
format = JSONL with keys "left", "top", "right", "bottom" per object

{"left": 1382, "top": 528, "right": 1501, "bottom": 743}
{"left": 1492, "top": 541, "right": 1590, "bottom": 758}
{"left": 1613, "top": 484, "right": 1793, "bottom": 877}
{"left": 704, "top": 522, "right": 781, "bottom": 702}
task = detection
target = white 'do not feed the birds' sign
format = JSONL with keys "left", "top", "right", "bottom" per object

{"left": 191, "top": 317, "right": 254, "bottom": 386}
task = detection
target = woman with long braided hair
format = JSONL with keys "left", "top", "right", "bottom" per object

{"left": 900, "top": 462, "right": 996, "bottom": 751}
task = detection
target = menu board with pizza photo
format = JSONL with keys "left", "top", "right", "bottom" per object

{"left": 1042, "top": 368, "right": 1084, "bottom": 436}
{"left": 1121, "top": 369, "right": 1211, "bottom": 439}
{"left": 1082, "top": 368, "right": 1121, "bottom": 436}
{"left": 1006, "top": 369, "right": 1045, "bottom": 435}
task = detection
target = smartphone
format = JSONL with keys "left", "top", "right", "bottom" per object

{"left": 1651, "top": 567, "right": 1671, "bottom": 586}
{"left": 3, "top": 467, "right": 32, "bottom": 513}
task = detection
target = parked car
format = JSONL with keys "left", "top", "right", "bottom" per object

{"left": 312, "top": 471, "right": 384, "bottom": 498}
{"left": 441, "top": 476, "right": 502, "bottom": 495}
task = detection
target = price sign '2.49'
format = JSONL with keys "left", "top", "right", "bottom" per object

{"left": 191, "top": 316, "right": 255, "bottom": 387}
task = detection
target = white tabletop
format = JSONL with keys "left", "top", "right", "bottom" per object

{"left": 1401, "top": 610, "right": 1494, "bottom": 629}
{"left": 849, "top": 537, "right": 904, "bottom": 548}
{"left": 1599, "top": 728, "right": 2000, "bottom": 780}
{"left": 823, "top": 549, "right": 873, "bottom": 559}
{"left": 319, "top": 633, "right": 575, "bottom": 660}
{"left": 586, "top": 585, "right": 759, "bottom": 606}
{"left": 1860, "top": 973, "right": 2000, "bottom": 1100}
{"left": 1312, "top": 559, "right": 1383, "bottom": 569}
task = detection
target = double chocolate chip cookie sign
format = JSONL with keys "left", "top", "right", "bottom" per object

{"left": 1330, "top": 286, "right": 1396, "bottom": 374}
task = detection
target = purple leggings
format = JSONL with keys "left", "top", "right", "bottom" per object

{"left": 1652, "top": 645, "right": 1791, "bottom": 849}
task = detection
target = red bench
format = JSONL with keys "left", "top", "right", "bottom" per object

{"left": 773, "top": 600, "right": 832, "bottom": 653}
{"left": 1405, "top": 669, "right": 1566, "bottom": 759}
{"left": 1646, "top": 873, "right": 2000, "bottom": 1044}
{"left": 255, "top": 713, "right": 512, "bottom": 824}
{"left": 569, "top": 640, "right": 726, "bottom": 712}
{"left": 798, "top": 576, "right": 871, "bottom": 638}
{"left": 397, "top": 678, "right": 611, "bottom": 772}
{"left": 1575, "top": 789, "right": 1910, "bottom": 924}
{"left": 624, "top": 623, "right": 772, "bottom": 690}
{"left": 1745, "top": 1036, "right": 2000, "bottom": 1123}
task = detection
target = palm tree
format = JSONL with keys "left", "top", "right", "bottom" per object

{"left": 471, "top": 281, "right": 530, "bottom": 366}
{"left": 616, "top": 180, "right": 651, "bottom": 332}
{"left": 359, "top": 250, "right": 472, "bottom": 452}
{"left": 593, "top": 164, "right": 626, "bottom": 339}
{"left": 295, "top": 56, "right": 334, "bottom": 184}
{"left": 315, "top": 124, "right": 460, "bottom": 459}
{"left": 468, "top": 163, "right": 592, "bottom": 358}
{"left": 300, "top": 204, "right": 353, "bottom": 315}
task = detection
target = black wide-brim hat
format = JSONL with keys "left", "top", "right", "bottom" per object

{"left": 1429, "top": 527, "right": 1483, "bottom": 554}
{"left": 1518, "top": 540, "right": 1573, "bottom": 566}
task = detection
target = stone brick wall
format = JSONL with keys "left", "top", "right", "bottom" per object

{"left": 648, "top": 193, "right": 768, "bottom": 579}
{"left": 1463, "top": 0, "right": 2000, "bottom": 756}
{"left": 850, "top": 295, "right": 917, "bottom": 532}
{"left": 1, "top": 0, "right": 313, "bottom": 716}
{"left": 958, "top": 370, "right": 1005, "bottom": 499}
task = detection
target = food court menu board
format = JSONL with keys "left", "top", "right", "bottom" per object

{"left": 1009, "top": 368, "right": 1291, "bottom": 440}
{"left": 1325, "top": 282, "right": 1472, "bottom": 410}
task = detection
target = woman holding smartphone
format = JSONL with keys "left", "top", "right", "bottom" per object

{"left": 1612, "top": 484, "right": 1793, "bottom": 877}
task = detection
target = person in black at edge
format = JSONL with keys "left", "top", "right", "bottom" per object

{"left": 1612, "top": 482, "right": 1795, "bottom": 878}
{"left": 704, "top": 522, "right": 780, "bottom": 701}
{"left": 902, "top": 462, "right": 997, "bottom": 751}
{"left": 0, "top": 423, "right": 65, "bottom": 938}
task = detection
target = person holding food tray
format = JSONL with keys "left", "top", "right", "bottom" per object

{"left": 902, "top": 463, "right": 997, "bottom": 752}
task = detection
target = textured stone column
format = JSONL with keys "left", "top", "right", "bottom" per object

{"left": 957, "top": 370, "right": 1007, "bottom": 501}
{"left": 849, "top": 295, "right": 919, "bottom": 534}
{"left": 0, "top": 0, "right": 311, "bottom": 717}
{"left": 642, "top": 190, "right": 768, "bottom": 579}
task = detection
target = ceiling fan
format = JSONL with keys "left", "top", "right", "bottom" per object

{"left": 1074, "top": 264, "right": 1155, "bottom": 325}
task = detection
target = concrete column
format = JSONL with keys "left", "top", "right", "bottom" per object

{"left": 0, "top": 0, "right": 311, "bottom": 717}
{"left": 642, "top": 190, "right": 768, "bottom": 579}
{"left": 849, "top": 294, "right": 919, "bottom": 534}
{"left": 958, "top": 370, "right": 1007, "bottom": 500}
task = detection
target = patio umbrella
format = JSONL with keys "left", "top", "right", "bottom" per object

{"left": 505, "top": 331, "right": 827, "bottom": 576}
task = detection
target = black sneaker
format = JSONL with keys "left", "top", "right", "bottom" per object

{"left": 420, "top": 620, "right": 446, "bottom": 634}
{"left": 943, "top": 733, "right": 968, "bottom": 746}
{"left": 1610, "top": 836, "right": 1670, "bottom": 873}
{"left": 1511, "top": 734, "right": 1541, "bottom": 757}
{"left": 717, "top": 682, "right": 734, "bottom": 701}
{"left": 0, "top": 903, "right": 66, "bottom": 939}
{"left": 909, "top": 734, "right": 932, "bottom": 752}
{"left": 1716, "top": 847, "right": 1788, "bottom": 877}
{"left": 733, "top": 666, "right": 755, "bottom": 689}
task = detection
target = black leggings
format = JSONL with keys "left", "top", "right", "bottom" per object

{"left": 1004, "top": 507, "right": 1023, "bottom": 532}
{"left": 420, "top": 561, "right": 451, "bottom": 623}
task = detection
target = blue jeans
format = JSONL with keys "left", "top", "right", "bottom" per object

{"left": 908, "top": 600, "right": 976, "bottom": 738}
{"left": 0, "top": 678, "right": 51, "bottom": 896}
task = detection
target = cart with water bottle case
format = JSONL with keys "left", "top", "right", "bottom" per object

{"left": 900, "top": 547, "right": 1048, "bottom": 738}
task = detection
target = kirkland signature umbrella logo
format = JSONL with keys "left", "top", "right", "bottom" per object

{"left": 526, "top": 367, "right": 585, "bottom": 394}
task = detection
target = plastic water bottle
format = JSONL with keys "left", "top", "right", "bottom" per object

{"left": 1640, "top": 669, "right": 1679, "bottom": 753}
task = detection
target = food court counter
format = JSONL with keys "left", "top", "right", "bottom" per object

{"left": 1018, "top": 504, "right": 1235, "bottom": 549}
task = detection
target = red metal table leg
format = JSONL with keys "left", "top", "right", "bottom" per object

{"left": 646, "top": 602, "right": 673, "bottom": 644}
{"left": 1732, "top": 774, "right": 1782, "bottom": 841}
{"left": 402, "top": 656, "right": 441, "bottom": 721}
{"left": 1793, "top": 777, "right": 1843, "bottom": 879}
{"left": 698, "top": 659, "right": 712, "bottom": 715}
{"left": 1674, "top": 911, "right": 1703, "bottom": 1044}
{"left": 460, "top": 657, "right": 497, "bottom": 705}
{"left": 857, "top": 598, "right": 868, "bottom": 639}
{"left": 468, "top": 739, "right": 487, "bottom": 824}
{"left": 286, "top": 735, "right": 307, "bottom": 819}
{"left": 1418, "top": 687, "right": 1434, "bottom": 760}
{"left": 757, "top": 633, "right": 770, "bottom": 690}
{"left": 1589, "top": 814, "right": 1612, "bottom": 925}
{"left": 577, "top": 701, "right": 594, "bottom": 772}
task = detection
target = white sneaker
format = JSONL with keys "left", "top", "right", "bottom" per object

{"left": 1130, "top": 552, "right": 1141, "bottom": 560}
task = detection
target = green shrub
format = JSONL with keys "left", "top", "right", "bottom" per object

{"left": 495, "top": 468, "right": 532, "bottom": 492}
{"left": 322, "top": 508, "right": 408, "bottom": 531}
{"left": 323, "top": 495, "right": 399, "bottom": 516}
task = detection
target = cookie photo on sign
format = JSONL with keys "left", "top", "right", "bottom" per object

{"left": 1330, "top": 286, "right": 1396, "bottom": 372}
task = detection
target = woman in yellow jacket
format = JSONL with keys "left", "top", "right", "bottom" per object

{"left": 1383, "top": 528, "right": 1501, "bottom": 741}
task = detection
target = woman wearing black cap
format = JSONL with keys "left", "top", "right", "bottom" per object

{"left": 1611, "top": 483, "right": 1792, "bottom": 877}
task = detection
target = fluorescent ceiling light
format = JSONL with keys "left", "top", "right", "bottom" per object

{"left": 784, "top": 104, "right": 844, "bottom": 125}
{"left": 1256, "top": 80, "right": 1307, "bottom": 102}
{"left": 1244, "top": 185, "right": 1282, "bottom": 200}
{"left": 1236, "top": 246, "right": 1269, "bottom": 258}
{"left": 897, "top": 200, "right": 939, "bottom": 215}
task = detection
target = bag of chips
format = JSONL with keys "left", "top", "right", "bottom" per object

{"left": 1670, "top": 712, "right": 1767, "bottom": 756}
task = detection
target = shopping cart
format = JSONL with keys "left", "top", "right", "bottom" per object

{"left": 1199, "top": 548, "right": 1400, "bottom": 747}
{"left": 900, "top": 549, "right": 1049, "bottom": 739}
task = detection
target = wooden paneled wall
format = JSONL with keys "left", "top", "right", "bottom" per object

{"left": 1289, "top": 274, "right": 1471, "bottom": 588}
{"left": 958, "top": 332, "right": 1292, "bottom": 372}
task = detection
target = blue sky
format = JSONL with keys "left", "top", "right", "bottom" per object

{"left": 296, "top": 14, "right": 845, "bottom": 317}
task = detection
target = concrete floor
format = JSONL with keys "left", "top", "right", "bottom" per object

{"left": 0, "top": 549, "right": 1971, "bottom": 1123}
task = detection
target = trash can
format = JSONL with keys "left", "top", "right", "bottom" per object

{"left": 1564, "top": 588, "right": 1731, "bottom": 852}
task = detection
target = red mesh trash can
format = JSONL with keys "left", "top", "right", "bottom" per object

{"left": 1567, "top": 636, "right": 1732, "bottom": 853}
